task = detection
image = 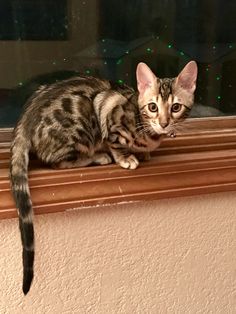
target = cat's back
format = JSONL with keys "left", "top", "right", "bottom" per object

{"left": 17, "top": 75, "right": 134, "bottom": 133}
{"left": 25, "top": 75, "right": 110, "bottom": 114}
{"left": 14, "top": 75, "right": 110, "bottom": 133}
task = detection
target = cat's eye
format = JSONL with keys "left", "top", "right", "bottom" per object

{"left": 171, "top": 103, "right": 182, "bottom": 113}
{"left": 148, "top": 102, "right": 158, "bottom": 113}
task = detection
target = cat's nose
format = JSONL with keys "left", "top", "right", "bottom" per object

{"left": 160, "top": 122, "right": 169, "bottom": 128}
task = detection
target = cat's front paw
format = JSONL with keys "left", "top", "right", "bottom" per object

{"left": 118, "top": 154, "right": 139, "bottom": 170}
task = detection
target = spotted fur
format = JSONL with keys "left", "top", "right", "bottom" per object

{"left": 10, "top": 61, "right": 197, "bottom": 294}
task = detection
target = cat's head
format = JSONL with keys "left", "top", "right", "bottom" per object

{"left": 136, "top": 61, "right": 198, "bottom": 135}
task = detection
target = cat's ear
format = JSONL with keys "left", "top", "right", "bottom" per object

{"left": 136, "top": 62, "right": 157, "bottom": 95}
{"left": 176, "top": 61, "right": 198, "bottom": 93}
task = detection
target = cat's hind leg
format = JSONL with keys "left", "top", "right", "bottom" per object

{"left": 53, "top": 152, "right": 112, "bottom": 169}
{"left": 92, "top": 153, "right": 113, "bottom": 165}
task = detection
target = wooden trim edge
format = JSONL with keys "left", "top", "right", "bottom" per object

{"left": 1, "top": 118, "right": 236, "bottom": 220}
{"left": 1, "top": 146, "right": 236, "bottom": 220}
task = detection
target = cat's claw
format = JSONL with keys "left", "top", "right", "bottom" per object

{"left": 169, "top": 131, "right": 176, "bottom": 138}
{"left": 118, "top": 155, "right": 139, "bottom": 170}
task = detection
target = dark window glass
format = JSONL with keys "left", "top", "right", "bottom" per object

{"left": 0, "top": 0, "right": 235, "bottom": 127}
{"left": 0, "top": 0, "right": 68, "bottom": 40}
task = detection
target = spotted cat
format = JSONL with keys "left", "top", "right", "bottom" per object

{"left": 10, "top": 61, "right": 198, "bottom": 294}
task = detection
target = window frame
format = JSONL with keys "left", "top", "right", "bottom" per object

{"left": 1, "top": 116, "right": 236, "bottom": 220}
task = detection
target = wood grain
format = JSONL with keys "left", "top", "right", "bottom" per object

{"left": 1, "top": 117, "right": 236, "bottom": 220}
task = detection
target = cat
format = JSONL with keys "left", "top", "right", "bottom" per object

{"left": 10, "top": 61, "right": 197, "bottom": 294}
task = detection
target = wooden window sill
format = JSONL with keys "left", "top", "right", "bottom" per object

{"left": 1, "top": 117, "right": 236, "bottom": 220}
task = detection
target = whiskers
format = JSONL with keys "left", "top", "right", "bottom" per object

{"left": 170, "top": 120, "right": 191, "bottom": 135}
{"left": 135, "top": 122, "right": 153, "bottom": 138}
{"left": 134, "top": 117, "right": 194, "bottom": 139}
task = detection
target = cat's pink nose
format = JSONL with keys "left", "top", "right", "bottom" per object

{"left": 160, "top": 122, "right": 169, "bottom": 128}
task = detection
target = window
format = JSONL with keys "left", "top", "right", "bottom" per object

{"left": 0, "top": 0, "right": 235, "bottom": 127}
{"left": 1, "top": 0, "right": 236, "bottom": 219}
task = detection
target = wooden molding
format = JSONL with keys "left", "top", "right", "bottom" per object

{"left": 1, "top": 117, "right": 236, "bottom": 220}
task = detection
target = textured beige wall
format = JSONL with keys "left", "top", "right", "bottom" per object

{"left": 1, "top": 192, "right": 236, "bottom": 313}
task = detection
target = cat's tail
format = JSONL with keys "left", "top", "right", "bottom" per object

{"left": 9, "top": 127, "right": 34, "bottom": 295}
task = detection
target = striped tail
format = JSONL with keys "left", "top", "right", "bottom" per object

{"left": 10, "top": 136, "right": 34, "bottom": 295}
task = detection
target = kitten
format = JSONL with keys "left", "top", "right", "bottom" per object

{"left": 10, "top": 61, "right": 197, "bottom": 294}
